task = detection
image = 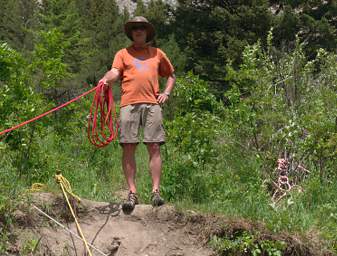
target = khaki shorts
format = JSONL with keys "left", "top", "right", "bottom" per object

{"left": 119, "top": 104, "right": 165, "bottom": 144}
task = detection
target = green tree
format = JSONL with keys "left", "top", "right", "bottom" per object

{"left": 0, "top": 42, "right": 46, "bottom": 174}
{"left": 30, "top": 29, "right": 71, "bottom": 91}
{"left": 173, "top": 0, "right": 272, "bottom": 95}
{"left": 159, "top": 34, "right": 186, "bottom": 75}
{"left": 134, "top": 0, "right": 147, "bottom": 17}
{"left": 272, "top": 0, "right": 337, "bottom": 58}
{"left": 143, "top": 0, "right": 172, "bottom": 39}
{"left": 0, "top": 0, "right": 39, "bottom": 51}
{"left": 37, "top": 0, "right": 90, "bottom": 75}
{"left": 76, "top": 0, "right": 129, "bottom": 84}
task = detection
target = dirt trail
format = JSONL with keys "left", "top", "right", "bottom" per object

{"left": 14, "top": 193, "right": 214, "bottom": 256}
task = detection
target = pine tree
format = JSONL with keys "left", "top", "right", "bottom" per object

{"left": 76, "top": 0, "right": 129, "bottom": 84}
{"left": 173, "top": 0, "right": 272, "bottom": 94}
{"left": 0, "top": 0, "right": 39, "bottom": 51}
{"left": 272, "top": 0, "right": 337, "bottom": 57}
{"left": 144, "top": 0, "right": 172, "bottom": 39}
{"left": 37, "top": 0, "right": 90, "bottom": 75}
{"left": 134, "top": 0, "right": 147, "bottom": 17}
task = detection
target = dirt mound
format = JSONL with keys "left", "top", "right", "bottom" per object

{"left": 10, "top": 193, "right": 214, "bottom": 256}
{"left": 7, "top": 192, "right": 334, "bottom": 256}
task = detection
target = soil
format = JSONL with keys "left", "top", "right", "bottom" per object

{"left": 9, "top": 192, "right": 215, "bottom": 256}
{"left": 6, "top": 192, "right": 335, "bottom": 256}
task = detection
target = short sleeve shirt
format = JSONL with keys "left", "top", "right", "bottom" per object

{"left": 112, "top": 46, "right": 174, "bottom": 107}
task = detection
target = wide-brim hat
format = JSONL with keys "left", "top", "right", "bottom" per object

{"left": 124, "top": 16, "right": 155, "bottom": 42}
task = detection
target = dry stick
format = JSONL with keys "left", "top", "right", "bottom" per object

{"left": 32, "top": 204, "right": 108, "bottom": 256}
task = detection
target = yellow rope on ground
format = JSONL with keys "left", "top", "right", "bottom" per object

{"left": 29, "top": 183, "right": 47, "bottom": 192}
{"left": 54, "top": 172, "right": 92, "bottom": 256}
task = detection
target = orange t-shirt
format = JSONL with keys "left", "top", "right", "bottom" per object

{"left": 112, "top": 46, "right": 174, "bottom": 107}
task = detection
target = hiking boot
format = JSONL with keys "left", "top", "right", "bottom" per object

{"left": 122, "top": 192, "right": 138, "bottom": 215}
{"left": 151, "top": 190, "right": 165, "bottom": 207}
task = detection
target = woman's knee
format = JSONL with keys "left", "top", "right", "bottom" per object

{"left": 146, "top": 143, "right": 161, "bottom": 156}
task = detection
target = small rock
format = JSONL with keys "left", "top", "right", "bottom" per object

{"left": 107, "top": 237, "right": 121, "bottom": 256}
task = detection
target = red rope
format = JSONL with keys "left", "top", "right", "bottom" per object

{"left": 0, "top": 81, "right": 118, "bottom": 147}
{"left": 87, "top": 81, "right": 118, "bottom": 147}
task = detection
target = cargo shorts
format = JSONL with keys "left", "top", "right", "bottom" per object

{"left": 119, "top": 103, "right": 165, "bottom": 144}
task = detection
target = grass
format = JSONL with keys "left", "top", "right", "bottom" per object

{"left": 0, "top": 125, "right": 336, "bottom": 254}
{"left": 10, "top": 127, "right": 159, "bottom": 203}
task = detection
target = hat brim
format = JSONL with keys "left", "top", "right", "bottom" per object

{"left": 124, "top": 21, "right": 155, "bottom": 42}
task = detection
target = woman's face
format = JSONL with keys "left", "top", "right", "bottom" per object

{"left": 131, "top": 24, "right": 147, "bottom": 44}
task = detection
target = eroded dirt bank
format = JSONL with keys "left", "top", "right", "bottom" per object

{"left": 11, "top": 193, "right": 214, "bottom": 256}
{"left": 6, "top": 192, "right": 334, "bottom": 256}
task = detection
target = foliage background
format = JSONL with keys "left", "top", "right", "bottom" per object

{"left": 0, "top": 0, "right": 336, "bottom": 254}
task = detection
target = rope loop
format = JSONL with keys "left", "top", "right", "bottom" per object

{"left": 87, "top": 81, "right": 118, "bottom": 147}
{"left": 54, "top": 171, "right": 81, "bottom": 203}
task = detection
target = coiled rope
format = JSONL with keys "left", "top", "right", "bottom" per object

{"left": 87, "top": 81, "right": 118, "bottom": 147}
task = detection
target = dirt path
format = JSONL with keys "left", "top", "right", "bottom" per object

{"left": 14, "top": 193, "right": 214, "bottom": 256}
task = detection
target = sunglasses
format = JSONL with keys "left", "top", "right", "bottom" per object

{"left": 131, "top": 24, "right": 147, "bottom": 31}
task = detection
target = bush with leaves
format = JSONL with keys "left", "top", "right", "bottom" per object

{"left": 223, "top": 32, "right": 337, "bottom": 183}
{"left": 0, "top": 43, "right": 48, "bottom": 174}
{"left": 162, "top": 73, "right": 224, "bottom": 202}
{"left": 30, "top": 29, "right": 71, "bottom": 90}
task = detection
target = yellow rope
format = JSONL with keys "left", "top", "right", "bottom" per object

{"left": 54, "top": 172, "right": 92, "bottom": 256}
{"left": 54, "top": 172, "right": 81, "bottom": 203}
{"left": 29, "top": 183, "right": 47, "bottom": 192}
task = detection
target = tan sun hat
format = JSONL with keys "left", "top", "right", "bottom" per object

{"left": 124, "top": 16, "right": 155, "bottom": 42}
